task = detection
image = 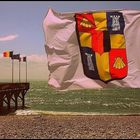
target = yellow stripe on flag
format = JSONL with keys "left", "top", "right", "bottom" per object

{"left": 95, "top": 52, "right": 111, "bottom": 81}
{"left": 7, "top": 52, "right": 10, "bottom": 57}
{"left": 3, "top": 51, "right": 10, "bottom": 57}
{"left": 93, "top": 12, "right": 107, "bottom": 31}
{"left": 80, "top": 32, "right": 92, "bottom": 48}
{"left": 110, "top": 34, "right": 126, "bottom": 49}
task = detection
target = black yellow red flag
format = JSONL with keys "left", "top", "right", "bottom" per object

{"left": 3, "top": 51, "right": 13, "bottom": 57}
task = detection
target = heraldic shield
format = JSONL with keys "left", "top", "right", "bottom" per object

{"left": 75, "top": 11, "right": 128, "bottom": 82}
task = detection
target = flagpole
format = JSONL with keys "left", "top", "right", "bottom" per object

{"left": 12, "top": 59, "right": 14, "bottom": 83}
{"left": 19, "top": 59, "right": 21, "bottom": 83}
{"left": 26, "top": 60, "right": 27, "bottom": 83}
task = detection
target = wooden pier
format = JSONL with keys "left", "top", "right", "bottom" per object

{"left": 0, "top": 83, "right": 30, "bottom": 113}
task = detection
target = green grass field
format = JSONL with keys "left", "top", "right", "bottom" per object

{"left": 25, "top": 81, "right": 140, "bottom": 114}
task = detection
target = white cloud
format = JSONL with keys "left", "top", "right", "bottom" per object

{"left": 26, "top": 54, "right": 47, "bottom": 63}
{"left": 0, "top": 34, "right": 18, "bottom": 41}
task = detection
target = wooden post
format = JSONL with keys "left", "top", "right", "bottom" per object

{"left": 14, "top": 91, "right": 20, "bottom": 110}
{"left": 0, "top": 95, "right": 3, "bottom": 111}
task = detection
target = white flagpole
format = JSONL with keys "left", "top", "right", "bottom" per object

{"left": 19, "top": 59, "right": 21, "bottom": 83}
{"left": 26, "top": 60, "right": 27, "bottom": 83}
{"left": 12, "top": 59, "right": 14, "bottom": 83}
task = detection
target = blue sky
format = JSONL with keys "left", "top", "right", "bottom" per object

{"left": 0, "top": 1, "right": 140, "bottom": 56}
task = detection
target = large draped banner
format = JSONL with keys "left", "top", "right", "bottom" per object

{"left": 43, "top": 9, "right": 140, "bottom": 90}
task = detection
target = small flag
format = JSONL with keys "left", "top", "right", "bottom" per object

{"left": 19, "top": 56, "right": 27, "bottom": 62}
{"left": 12, "top": 54, "right": 20, "bottom": 60}
{"left": 23, "top": 56, "right": 26, "bottom": 62}
{"left": 3, "top": 51, "right": 13, "bottom": 57}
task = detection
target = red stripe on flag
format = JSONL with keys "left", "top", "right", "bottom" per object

{"left": 3, "top": 51, "right": 9, "bottom": 57}
{"left": 3, "top": 52, "right": 7, "bottom": 57}
{"left": 92, "top": 30, "right": 104, "bottom": 55}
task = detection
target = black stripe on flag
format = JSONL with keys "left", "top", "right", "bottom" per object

{"left": 103, "top": 31, "right": 111, "bottom": 52}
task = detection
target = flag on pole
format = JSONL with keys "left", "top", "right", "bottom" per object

{"left": 11, "top": 54, "right": 21, "bottom": 83}
{"left": 11, "top": 54, "right": 20, "bottom": 60}
{"left": 19, "top": 56, "right": 27, "bottom": 62}
{"left": 23, "top": 56, "right": 26, "bottom": 62}
{"left": 3, "top": 51, "right": 13, "bottom": 57}
{"left": 43, "top": 9, "right": 140, "bottom": 90}
{"left": 3, "top": 51, "right": 14, "bottom": 83}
